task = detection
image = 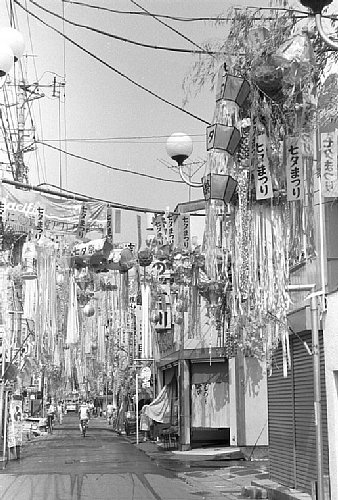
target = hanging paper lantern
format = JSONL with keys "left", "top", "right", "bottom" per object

{"left": 0, "top": 44, "right": 14, "bottom": 77}
{"left": 138, "top": 247, "right": 153, "bottom": 267}
{"left": 202, "top": 173, "right": 237, "bottom": 204}
{"left": 0, "top": 27, "right": 25, "bottom": 61}
{"left": 83, "top": 303, "right": 95, "bottom": 317}
{"left": 206, "top": 124, "right": 241, "bottom": 155}
{"left": 216, "top": 71, "right": 250, "bottom": 107}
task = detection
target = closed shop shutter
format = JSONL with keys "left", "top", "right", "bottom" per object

{"left": 268, "top": 344, "right": 295, "bottom": 488}
{"left": 268, "top": 331, "right": 329, "bottom": 494}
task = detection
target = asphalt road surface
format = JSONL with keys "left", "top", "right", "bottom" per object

{"left": 0, "top": 413, "right": 203, "bottom": 500}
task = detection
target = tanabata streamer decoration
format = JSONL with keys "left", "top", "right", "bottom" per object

{"left": 203, "top": 65, "right": 248, "bottom": 283}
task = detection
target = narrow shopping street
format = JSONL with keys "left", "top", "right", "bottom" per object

{"left": 0, "top": 413, "right": 206, "bottom": 500}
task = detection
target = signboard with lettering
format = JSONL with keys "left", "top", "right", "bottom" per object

{"left": 106, "top": 205, "right": 113, "bottom": 244}
{"left": 254, "top": 133, "right": 273, "bottom": 200}
{"left": 285, "top": 137, "right": 304, "bottom": 202}
{"left": 321, "top": 130, "right": 338, "bottom": 197}
{"left": 174, "top": 214, "right": 190, "bottom": 251}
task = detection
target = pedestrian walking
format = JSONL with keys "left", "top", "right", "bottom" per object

{"left": 140, "top": 405, "right": 151, "bottom": 442}
{"left": 46, "top": 402, "right": 55, "bottom": 433}
{"left": 57, "top": 401, "right": 63, "bottom": 424}
{"left": 106, "top": 402, "right": 114, "bottom": 425}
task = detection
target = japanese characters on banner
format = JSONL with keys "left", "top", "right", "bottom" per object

{"left": 76, "top": 203, "right": 88, "bottom": 239}
{"left": 152, "top": 213, "right": 190, "bottom": 251}
{"left": 321, "top": 130, "right": 338, "bottom": 197}
{"left": 285, "top": 137, "right": 304, "bottom": 202}
{"left": 71, "top": 238, "right": 113, "bottom": 259}
{"left": 176, "top": 214, "right": 190, "bottom": 251}
{"left": 254, "top": 133, "right": 273, "bottom": 200}
{"left": 106, "top": 205, "right": 113, "bottom": 244}
{"left": 34, "top": 206, "right": 45, "bottom": 239}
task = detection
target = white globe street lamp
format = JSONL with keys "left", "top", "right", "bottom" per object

{"left": 0, "top": 44, "right": 14, "bottom": 77}
{"left": 299, "top": 0, "right": 338, "bottom": 51}
{"left": 0, "top": 27, "right": 25, "bottom": 77}
{"left": 166, "top": 133, "right": 203, "bottom": 188}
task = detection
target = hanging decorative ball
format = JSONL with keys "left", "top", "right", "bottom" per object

{"left": 138, "top": 247, "right": 153, "bottom": 267}
{"left": 252, "top": 56, "right": 283, "bottom": 98}
{"left": 119, "top": 248, "right": 135, "bottom": 273}
{"left": 83, "top": 303, "right": 95, "bottom": 317}
{"left": 0, "top": 27, "right": 25, "bottom": 61}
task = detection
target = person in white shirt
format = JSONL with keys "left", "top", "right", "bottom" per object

{"left": 106, "top": 402, "right": 114, "bottom": 425}
{"left": 78, "top": 402, "right": 90, "bottom": 434}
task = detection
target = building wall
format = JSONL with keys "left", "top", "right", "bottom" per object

{"left": 243, "top": 356, "right": 268, "bottom": 446}
{"left": 324, "top": 291, "right": 338, "bottom": 499}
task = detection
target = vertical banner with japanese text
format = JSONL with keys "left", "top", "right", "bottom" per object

{"left": 174, "top": 214, "right": 190, "bottom": 251}
{"left": 34, "top": 205, "right": 45, "bottom": 239}
{"left": 153, "top": 214, "right": 166, "bottom": 246}
{"left": 76, "top": 203, "right": 88, "bottom": 239}
{"left": 285, "top": 137, "right": 304, "bottom": 202}
{"left": 321, "top": 130, "right": 338, "bottom": 197}
{"left": 106, "top": 204, "right": 113, "bottom": 244}
{"left": 137, "top": 215, "right": 142, "bottom": 250}
{"left": 254, "top": 133, "right": 273, "bottom": 200}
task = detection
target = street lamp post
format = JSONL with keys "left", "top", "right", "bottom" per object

{"left": 299, "top": 0, "right": 338, "bottom": 51}
{"left": 287, "top": 284, "right": 324, "bottom": 500}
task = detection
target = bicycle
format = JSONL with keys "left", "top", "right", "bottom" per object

{"left": 80, "top": 419, "right": 88, "bottom": 437}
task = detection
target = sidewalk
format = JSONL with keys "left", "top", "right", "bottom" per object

{"left": 126, "top": 435, "right": 312, "bottom": 500}
{"left": 126, "top": 435, "right": 269, "bottom": 500}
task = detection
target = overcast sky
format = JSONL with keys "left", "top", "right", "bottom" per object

{"left": 1, "top": 0, "right": 337, "bottom": 242}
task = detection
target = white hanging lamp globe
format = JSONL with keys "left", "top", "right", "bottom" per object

{"left": 0, "top": 44, "right": 14, "bottom": 77}
{"left": 0, "top": 27, "right": 25, "bottom": 61}
{"left": 166, "top": 133, "right": 193, "bottom": 165}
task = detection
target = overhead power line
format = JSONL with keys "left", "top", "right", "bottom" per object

{"left": 37, "top": 140, "right": 185, "bottom": 183}
{"left": 39, "top": 135, "right": 205, "bottom": 144}
{"left": 129, "top": 0, "right": 210, "bottom": 55}
{"left": 15, "top": 0, "right": 210, "bottom": 126}
{"left": 27, "top": 0, "right": 217, "bottom": 55}
{"left": 62, "top": 1, "right": 309, "bottom": 21}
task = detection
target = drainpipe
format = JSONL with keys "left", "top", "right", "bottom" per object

{"left": 287, "top": 284, "right": 324, "bottom": 500}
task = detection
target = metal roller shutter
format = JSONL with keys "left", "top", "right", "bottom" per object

{"left": 268, "top": 331, "right": 329, "bottom": 493}
{"left": 267, "top": 343, "right": 295, "bottom": 488}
